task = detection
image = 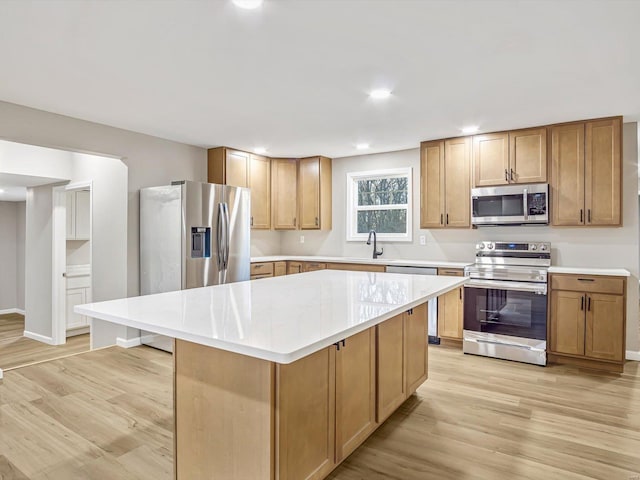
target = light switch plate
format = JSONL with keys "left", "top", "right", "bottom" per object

{"left": 419, "top": 235, "right": 426, "bottom": 246}
{"left": 300, "top": 235, "right": 305, "bottom": 244}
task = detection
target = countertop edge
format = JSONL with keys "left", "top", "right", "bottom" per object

{"left": 251, "top": 255, "right": 472, "bottom": 269}
{"left": 547, "top": 267, "right": 630, "bottom": 277}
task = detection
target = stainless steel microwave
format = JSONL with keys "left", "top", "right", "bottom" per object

{"left": 471, "top": 183, "right": 548, "bottom": 226}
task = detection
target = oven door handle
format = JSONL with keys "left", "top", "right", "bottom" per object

{"left": 465, "top": 279, "right": 547, "bottom": 294}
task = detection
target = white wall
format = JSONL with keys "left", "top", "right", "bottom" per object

{"left": 0, "top": 100, "right": 206, "bottom": 298}
{"left": 16, "top": 201, "right": 25, "bottom": 310}
{"left": 282, "top": 123, "right": 640, "bottom": 352}
{"left": 0, "top": 202, "right": 18, "bottom": 311}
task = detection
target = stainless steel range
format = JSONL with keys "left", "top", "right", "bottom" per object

{"left": 463, "top": 241, "right": 550, "bottom": 366}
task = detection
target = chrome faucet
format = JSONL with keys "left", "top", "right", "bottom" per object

{"left": 366, "top": 230, "right": 383, "bottom": 259}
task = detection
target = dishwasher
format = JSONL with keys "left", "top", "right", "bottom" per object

{"left": 385, "top": 266, "right": 439, "bottom": 344}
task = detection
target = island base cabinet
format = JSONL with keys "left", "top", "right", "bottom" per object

{"left": 276, "top": 347, "right": 336, "bottom": 480}
{"left": 174, "top": 340, "right": 275, "bottom": 480}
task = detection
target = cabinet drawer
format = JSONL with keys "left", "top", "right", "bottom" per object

{"left": 250, "top": 273, "right": 273, "bottom": 280}
{"left": 551, "top": 274, "right": 624, "bottom": 295}
{"left": 66, "top": 275, "right": 91, "bottom": 289}
{"left": 437, "top": 268, "right": 464, "bottom": 277}
{"left": 303, "top": 262, "right": 327, "bottom": 272}
{"left": 250, "top": 262, "right": 274, "bottom": 276}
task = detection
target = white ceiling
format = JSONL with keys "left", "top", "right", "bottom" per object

{"left": 0, "top": 172, "right": 67, "bottom": 201}
{"left": 0, "top": 1, "right": 638, "bottom": 158}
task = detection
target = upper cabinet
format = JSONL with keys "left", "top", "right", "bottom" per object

{"left": 271, "top": 158, "right": 299, "bottom": 230}
{"left": 208, "top": 147, "right": 250, "bottom": 188}
{"left": 420, "top": 138, "right": 471, "bottom": 229}
{"left": 473, "top": 128, "right": 547, "bottom": 187}
{"left": 551, "top": 117, "right": 621, "bottom": 226}
{"left": 66, "top": 190, "right": 90, "bottom": 241}
{"left": 249, "top": 154, "right": 271, "bottom": 229}
{"left": 299, "top": 156, "right": 332, "bottom": 230}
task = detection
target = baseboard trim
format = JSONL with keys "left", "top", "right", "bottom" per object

{"left": 0, "top": 308, "right": 25, "bottom": 315}
{"left": 626, "top": 350, "right": 640, "bottom": 362}
{"left": 23, "top": 330, "right": 55, "bottom": 345}
{"left": 0, "top": 368, "right": 3, "bottom": 380}
{"left": 116, "top": 337, "right": 142, "bottom": 349}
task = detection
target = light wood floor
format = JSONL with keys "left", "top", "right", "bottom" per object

{"left": 0, "top": 313, "right": 89, "bottom": 371}
{"left": 0, "top": 345, "right": 638, "bottom": 479}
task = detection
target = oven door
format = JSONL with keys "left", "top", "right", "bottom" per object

{"left": 464, "top": 280, "right": 547, "bottom": 340}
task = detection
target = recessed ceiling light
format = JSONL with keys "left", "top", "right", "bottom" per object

{"left": 356, "top": 143, "right": 370, "bottom": 150}
{"left": 254, "top": 147, "right": 267, "bottom": 154}
{"left": 369, "top": 89, "right": 391, "bottom": 100}
{"left": 461, "top": 125, "right": 480, "bottom": 134}
{"left": 232, "top": 0, "right": 263, "bottom": 9}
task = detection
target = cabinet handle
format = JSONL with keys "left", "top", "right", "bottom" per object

{"left": 442, "top": 270, "right": 458, "bottom": 275}
{"left": 504, "top": 169, "right": 509, "bottom": 182}
{"left": 440, "top": 213, "right": 443, "bottom": 225}
{"left": 333, "top": 339, "right": 346, "bottom": 351}
{"left": 510, "top": 168, "right": 515, "bottom": 181}
{"left": 580, "top": 295, "right": 584, "bottom": 311}
{"left": 459, "top": 288, "right": 462, "bottom": 300}
{"left": 577, "top": 278, "right": 594, "bottom": 282}
{"left": 587, "top": 296, "right": 591, "bottom": 311}
{"left": 293, "top": 217, "right": 296, "bottom": 227}
{"left": 587, "top": 209, "right": 591, "bottom": 223}
{"left": 315, "top": 216, "right": 319, "bottom": 226}
{"left": 250, "top": 216, "right": 254, "bottom": 226}
{"left": 580, "top": 209, "right": 583, "bottom": 223}
{"left": 446, "top": 214, "right": 449, "bottom": 225}
{"left": 407, "top": 308, "right": 413, "bottom": 315}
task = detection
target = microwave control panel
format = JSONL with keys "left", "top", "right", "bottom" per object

{"left": 527, "top": 192, "right": 547, "bottom": 215}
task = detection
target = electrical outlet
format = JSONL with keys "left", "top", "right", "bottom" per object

{"left": 300, "top": 235, "right": 305, "bottom": 244}
{"left": 419, "top": 235, "right": 426, "bottom": 246}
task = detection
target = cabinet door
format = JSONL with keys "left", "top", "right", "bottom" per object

{"left": 249, "top": 154, "right": 271, "bottom": 229}
{"left": 437, "top": 287, "right": 463, "bottom": 340}
{"left": 585, "top": 118, "right": 621, "bottom": 226}
{"left": 376, "top": 314, "right": 406, "bottom": 423}
{"left": 510, "top": 128, "right": 547, "bottom": 184}
{"left": 225, "top": 149, "right": 250, "bottom": 188}
{"left": 585, "top": 293, "right": 624, "bottom": 361}
{"left": 335, "top": 328, "right": 376, "bottom": 462}
{"left": 277, "top": 347, "right": 336, "bottom": 480}
{"left": 299, "top": 157, "right": 320, "bottom": 230}
{"left": 66, "top": 191, "right": 75, "bottom": 239}
{"left": 551, "top": 123, "right": 585, "bottom": 226}
{"left": 549, "top": 290, "right": 585, "bottom": 356}
{"left": 74, "top": 190, "right": 91, "bottom": 240}
{"left": 287, "top": 261, "right": 302, "bottom": 275}
{"left": 473, "top": 132, "right": 510, "bottom": 187}
{"left": 420, "top": 140, "right": 445, "bottom": 228}
{"left": 272, "top": 159, "right": 298, "bottom": 230}
{"left": 66, "top": 288, "right": 86, "bottom": 329}
{"left": 274, "top": 261, "right": 287, "bottom": 277}
{"left": 444, "top": 137, "right": 471, "bottom": 228}
{"left": 405, "top": 303, "right": 428, "bottom": 394}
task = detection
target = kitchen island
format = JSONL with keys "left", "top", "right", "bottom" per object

{"left": 77, "top": 270, "right": 467, "bottom": 480}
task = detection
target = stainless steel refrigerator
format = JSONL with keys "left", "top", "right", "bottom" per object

{"left": 139, "top": 180, "right": 250, "bottom": 352}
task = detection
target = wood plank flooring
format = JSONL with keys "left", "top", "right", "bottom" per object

{"left": 0, "top": 313, "right": 89, "bottom": 371}
{"left": 0, "top": 344, "right": 638, "bottom": 479}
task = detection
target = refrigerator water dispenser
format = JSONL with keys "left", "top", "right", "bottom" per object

{"left": 191, "top": 227, "right": 211, "bottom": 258}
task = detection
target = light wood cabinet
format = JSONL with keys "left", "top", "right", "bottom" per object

{"left": 335, "top": 328, "right": 376, "bottom": 462}
{"left": 548, "top": 273, "right": 626, "bottom": 372}
{"left": 250, "top": 262, "right": 274, "bottom": 280}
{"left": 207, "top": 147, "right": 250, "bottom": 188}
{"left": 287, "top": 261, "right": 303, "bottom": 275}
{"left": 299, "top": 156, "right": 332, "bottom": 230}
{"left": 66, "top": 190, "right": 90, "bottom": 240}
{"left": 326, "top": 263, "right": 386, "bottom": 273}
{"left": 303, "top": 262, "right": 327, "bottom": 272}
{"left": 473, "top": 129, "right": 547, "bottom": 187}
{"left": 473, "top": 132, "right": 509, "bottom": 187}
{"left": 376, "top": 304, "right": 428, "bottom": 423}
{"left": 277, "top": 346, "right": 336, "bottom": 480}
{"left": 249, "top": 154, "right": 271, "bottom": 229}
{"left": 420, "top": 138, "right": 470, "bottom": 229}
{"left": 274, "top": 261, "right": 287, "bottom": 277}
{"left": 437, "top": 268, "right": 464, "bottom": 341}
{"left": 551, "top": 117, "right": 621, "bottom": 226}
{"left": 272, "top": 158, "right": 299, "bottom": 230}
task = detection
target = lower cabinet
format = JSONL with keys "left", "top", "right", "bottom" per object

{"left": 287, "top": 261, "right": 303, "bottom": 275}
{"left": 274, "top": 261, "right": 287, "bottom": 277}
{"left": 436, "top": 268, "right": 464, "bottom": 341}
{"left": 376, "top": 303, "right": 428, "bottom": 423}
{"left": 303, "top": 262, "right": 327, "bottom": 272}
{"left": 549, "top": 274, "right": 626, "bottom": 372}
{"left": 251, "top": 262, "right": 275, "bottom": 280}
{"left": 66, "top": 274, "right": 91, "bottom": 331}
{"left": 326, "top": 263, "right": 386, "bottom": 273}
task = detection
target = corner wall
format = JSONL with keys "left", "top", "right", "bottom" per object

{"left": 282, "top": 122, "right": 640, "bottom": 352}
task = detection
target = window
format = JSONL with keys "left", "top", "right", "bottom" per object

{"left": 346, "top": 167, "right": 412, "bottom": 242}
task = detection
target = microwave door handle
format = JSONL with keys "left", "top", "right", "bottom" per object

{"left": 523, "top": 188, "right": 528, "bottom": 221}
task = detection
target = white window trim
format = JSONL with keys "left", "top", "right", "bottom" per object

{"left": 346, "top": 167, "right": 412, "bottom": 242}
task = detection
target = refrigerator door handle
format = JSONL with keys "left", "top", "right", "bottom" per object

{"left": 217, "top": 203, "right": 225, "bottom": 270}
{"left": 222, "top": 202, "right": 230, "bottom": 269}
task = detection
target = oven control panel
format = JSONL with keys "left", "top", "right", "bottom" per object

{"left": 475, "top": 241, "right": 550, "bottom": 253}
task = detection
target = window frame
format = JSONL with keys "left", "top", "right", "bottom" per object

{"left": 346, "top": 167, "right": 413, "bottom": 242}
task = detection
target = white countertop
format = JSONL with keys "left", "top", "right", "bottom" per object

{"left": 548, "top": 266, "right": 630, "bottom": 277}
{"left": 251, "top": 255, "right": 471, "bottom": 269}
{"left": 76, "top": 270, "right": 467, "bottom": 364}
